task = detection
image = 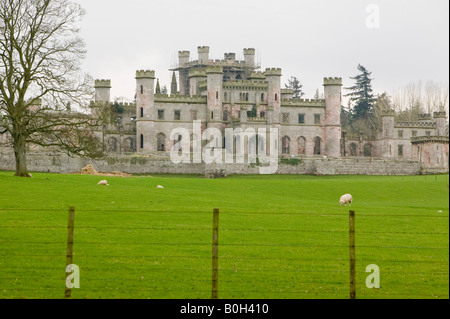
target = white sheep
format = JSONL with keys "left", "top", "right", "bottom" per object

{"left": 97, "top": 180, "right": 109, "bottom": 186}
{"left": 339, "top": 194, "right": 353, "bottom": 206}
{"left": 156, "top": 185, "right": 164, "bottom": 189}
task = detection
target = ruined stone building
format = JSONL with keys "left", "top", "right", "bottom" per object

{"left": 90, "top": 46, "right": 448, "bottom": 171}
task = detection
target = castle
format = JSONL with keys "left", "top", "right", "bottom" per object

{"left": 90, "top": 46, "right": 448, "bottom": 172}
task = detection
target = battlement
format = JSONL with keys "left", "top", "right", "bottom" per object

{"left": 264, "top": 68, "right": 282, "bottom": 76}
{"left": 135, "top": 70, "right": 155, "bottom": 79}
{"left": 411, "top": 136, "right": 449, "bottom": 144}
{"left": 396, "top": 121, "right": 436, "bottom": 128}
{"left": 281, "top": 98, "right": 326, "bottom": 108}
{"left": 419, "top": 113, "right": 432, "bottom": 120}
{"left": 154, "top": 94, "right": 207, "bottom": 104}
{"left": 243, "top": 48, "right": 256, "bottom": 55}
{"left": 189, "top": 69, "right": 207, "bottom": 78}
{"left": 381, "top": 109, "right": 396, "bottom": 117}
{"left": 248, "top": 71, "right": 266, "bottom": 80}
{"left": 197, "top": 46, "right": 210, "bottom": 53}
{"left": 433, "top": 111, "right": 447, "bottom": 118}
{"left": 323, "top": 77, "right": 342, "bottom": 86}
{"left": 178, "top": 51, "right": 190, "bottom": 57}
{"left": 222, "top": 80, "right": 268, "bottom": 90}
{"left": 206, "top": 65, "right": 223, "bottom": 74}
{"left": 94, "top": 79, "right": 111, "bottom": 88}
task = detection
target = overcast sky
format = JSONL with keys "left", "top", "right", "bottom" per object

{"left": 76, "top": 0, "right": 449, "bottom": 103}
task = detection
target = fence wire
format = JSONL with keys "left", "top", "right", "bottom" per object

{"left": 0, "top": 207, "right": 448, "bottom": 299}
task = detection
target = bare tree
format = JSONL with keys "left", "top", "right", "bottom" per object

{"left": 0, "top": 0, "right": 102, "bottom": 177}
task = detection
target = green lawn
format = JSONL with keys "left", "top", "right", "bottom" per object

{"left": 0, "top": 171, "right": 448, "bottom": 299}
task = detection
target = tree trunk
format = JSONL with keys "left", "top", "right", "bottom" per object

{"left": 13, "top": 135, "right": 30, "bottom": 177}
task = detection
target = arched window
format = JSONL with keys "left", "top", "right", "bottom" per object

{"left": 364, "top": 144, "right": 373, "bottom": 157}
{"left": 140, "top": 134, "right": 144, "bottom": 149}
{"left": 156, "top": 133, "right": 166, "bottom": 152}
{"left": 245, "top": 93, "right": 249, "bottom": 101}
{"left": 313, "top": 137, "right": 322, "bottom": 155}
{"left": 223, "top": 110, "right": 229, "bottom": 121}
{"left": 261, "top": 93, "right": 264, "bottom": 101}
{"left": 297, "top": 137, "right": 306, "bottom": 155}
{"left": 282, "top": 136, "right": 290, "bottom": 154}
{"left": 216, "top": 91, "right": 219, "bottom": 99}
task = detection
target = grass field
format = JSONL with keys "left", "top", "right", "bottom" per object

{"left": 0, "top": 171, "right": 448, "bottom": 299}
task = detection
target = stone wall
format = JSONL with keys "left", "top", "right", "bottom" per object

{"left": 1, "top": 150, "right": 439, "bottom": 176}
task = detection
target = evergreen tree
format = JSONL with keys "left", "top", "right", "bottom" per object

{"left": 345, "top": 64, "right": 376, "bottom": 119}
{"left": 285, "top": 76, "right": 305, "bottom": 99}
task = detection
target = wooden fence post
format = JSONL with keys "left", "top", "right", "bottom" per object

{"left": 349, "top": 210, "right": 356, "bottom": 299}
{"left": 65, "top": 206, "right": 75, "bottom": 298}
{"left": 212, "top": 208, "right": 219, "bottom": 299}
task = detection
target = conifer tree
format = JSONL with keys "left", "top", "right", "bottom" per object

{"left": 345, "top": 64, "right": 376, "bottom": 119}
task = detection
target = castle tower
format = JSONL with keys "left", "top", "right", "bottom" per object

{"left": 381, "top": 109, "right": 395, "bottom": 157}
{"left": 244, "top": 48, "right": 256, "bottom": 67}
{"left": 189, "top": 69, "right": 206, "bottom": 96}
{"left": 433, "top": 112, "right": 447, "bottom": 136}
{"left": 206, "top": 66, "right": 223, "bottom": 123}
{"left": 265, "top": 68, "right": 282, "bottom": 125}
{"left": 198, "top": 46, "right": 210, "bottom": 64}
{"left": 178, "top": 51, "right": 190, "bottom": 95}
{"left": 94, "top": 79, "right": 111, "bottom": 103}
{"left": 323, "top": 77, "right": 342, "bottom": 157}
{"left": 135, "top": 70, "right": 155, "bottom": 153}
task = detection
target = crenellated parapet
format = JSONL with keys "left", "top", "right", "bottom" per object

{"left": 419, "top": 113, "right": 432, "bottom": 121}
{"left": 281, "top": 98, "right": 326, "bottom": 108}
{"left": 381, "top": 109, "right": 395, "bottom": 117}
{"left": 411, "top": 136, "right": 449, "bottom": 144}
{"left": 222, "top": 80, "right": 268, "bottom": 90}
{"left": 396, "top": 121, "right": 437, "bottom": 128}
{"left": 248, "top": 71, "right": 266, "bottom": 80}
{"left": 135, "top": 70, "right": 155, "bottom": 79}
{"left": 189, "top": 69, "right": 207, "bottom": 78}
{"left": 264, "top": 68, "right": 282, "bottom": 76}
{"left": 94, "top": 79, "right": 111, "bottom": 88}
{"left": 433, "top": 111, "right": 447, "bottom": 119}
{"left": 206, "top": 65, "right": 223, "bottom": 74}
{"left": 323, "top": 77, "right": 342, "bottom": 86}
{"left": 154, "top": 94, "right": 207, "bottom": 104}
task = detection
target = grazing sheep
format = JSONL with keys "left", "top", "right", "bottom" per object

{"left": 97, "top": 180, "right": 109, "bottom": 186}
{"left": 157, "top": 185, "right": 164, "bottom": 189}
{"left": 339, "top": 194, "right": 353, "bottom": 206}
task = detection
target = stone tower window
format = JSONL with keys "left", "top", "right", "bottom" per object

{"left": 314, "top": 114, "right": 321, "bottom": 124}
{"left": 211, "top": 111, "right": 214, "bottom": 120}
{"left": 398, "top": 130, "right": 403, "bottom": 138}
{"left": 412, "top": 130, "right": 417, "bottom": 137}
{"left": 216, "top": 91, "right": 219, "bottom": 99}
{"left": 158, "top": 109, "right": 165, "bottom": 120}
{"left": 140, "top": 85, "right": 143, "bottom": 94}
{"left": 282, "top": 113, "right": 289, "bottom": 124}
{"left": 298, "top": 114, "right": 305, "bottom": 124}
{"left": 398, "top": 145, "right": 403, "bottom": 156}
{"left": 174, "top": 110, "right": 181, "bottom": 121}
{"left": 140, "top": 134, "right": 144, "bottom": 149}
{"left": 275, "top": 93, "right": 278, "bottom": 102}
{"left": 140, "top": 107, "right": 144, "bottom": 118}
{"left": 261, "top": 93, "right": 264, "bottom": 101}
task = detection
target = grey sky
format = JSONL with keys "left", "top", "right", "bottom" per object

{"left": 76, "top": 0, "right": 449, "bottom": 103}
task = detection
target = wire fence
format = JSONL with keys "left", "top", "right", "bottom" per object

{"left": 0, "top": 206, "right": 448, "bottom": 299}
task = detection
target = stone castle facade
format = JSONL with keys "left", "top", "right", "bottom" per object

{"left": 90, "top": 46, "right": 448, "bottom": 172}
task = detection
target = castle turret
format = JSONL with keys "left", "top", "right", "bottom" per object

{"left": 381, "top": 109, "right": 395, "bottom": 157}
{"left": 198, "top": 46, "right": 210, "bottom": 64}
{"left": 265, "top": 68, "right": 282, "bottom": 125}
{"left": 94, "top": 79, "right": 111, "bottom": 103}
{"left": 135, "top": 70, "right": 155, "bottom": 152}
{"left": 206, "top": 66, "right": 223, "bottom": 123}
{"left": 323, "top": 77, "right": 342, "bottom": 157}
{"left": 434, "top": 111, "right": 447, "bottom": 136}
{"left": 189, "top": 68, "right": 206, "bottom": 96}
{"left": 244, "top": 48, "right": 255, "bottom": 67}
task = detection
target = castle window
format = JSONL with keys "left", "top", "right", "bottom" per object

{"left": 282, "top": 113, "right": 290, "bottom": 124}
{"left": 140, "top": 107, "right": 144, "bottom": 118}
{"left": 140, "top": 134, "right": 144, "bottom": 149}
{"left": 398, "top": 130, "right": 403, "bottom": 138}
{"left": 216, "top": 91, "right": 219, "bottom": 99}
{"left": 223, "top": 110, "right": 229, "bottom": 121}
{"left": 140, "top": 85, "right": 143, "bottom": 95}
{"left": 246, "top": 93, "right": 249, "bottom": 101}
{"left": 275, "top": 93, "right": 278, "bottom": 102}
{"left": 412, "top": 130, "right": 417, "bottom": 137}
{"left": 158, "top": 109, "right": 164, "bottom": 120}
{"left": 224, "top": 92, "right": 227, "bottom": 100}
{"left": 261, "top": 93, "right": 264, "bottom": 101}
{"left": 314, "top": 114, "right": 321, "bottom": 124}
{"left": 260, "top": 111, "right": 265, "bottom": 118}
{"left": 174, "top": 110, "right": 181, "bottom": 121}
{"left": 426, "top": 131, "right": 431, "bottom": 136}
{"left": 282, "top": 136, "right": 290, "bottom": 154}
{"left": 211, "top": 111, "right": 214, "bottom": 120}
{"left": 298, "top": 114, "right": 305, "bottom": 124}
{"left": 398, "top": 145, "right": 403, "bottom": 156}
